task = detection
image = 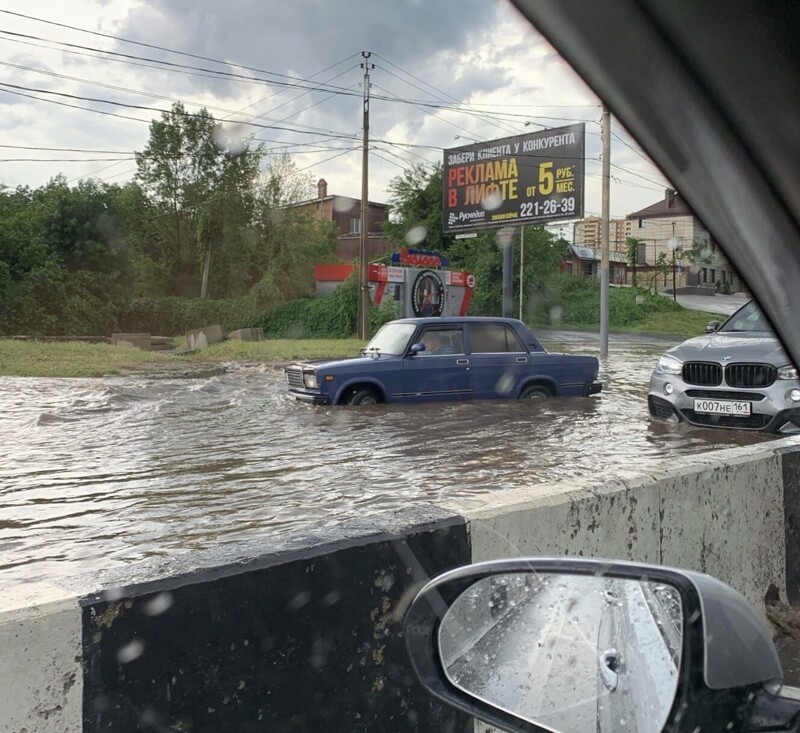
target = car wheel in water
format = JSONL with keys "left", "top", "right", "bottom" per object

{"left": 520, "top": 384, "right": 552, "bottom": 400}
{"left": 347, "top": 388, "right": 380, "bottom": 406}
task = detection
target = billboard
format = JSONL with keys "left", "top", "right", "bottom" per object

{"left": 442, "top": 123, "right": 585, "bottom": 233}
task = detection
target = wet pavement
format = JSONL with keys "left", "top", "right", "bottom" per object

{"left": 662, "top": 292, "right": 749, "bottom": 316}
{"left": 0, "top": 332, "right": 776, "bottom": 588}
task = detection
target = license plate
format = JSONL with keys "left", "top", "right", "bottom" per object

{"left": 693, "top": 399, "right": 751, "bottom": 416}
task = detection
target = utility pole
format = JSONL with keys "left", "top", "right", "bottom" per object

{"left": 358, "top": 52, "right": 373, "bottom": 341}
{"left": 600, "top": 105, "right": 611, "bottom": 359}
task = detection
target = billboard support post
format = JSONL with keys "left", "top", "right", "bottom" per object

{"left": 500, "top": 228, "right": 514, "bottom": 318}
{"left": 519, "top": 225, "right": 525, "bottom": 320}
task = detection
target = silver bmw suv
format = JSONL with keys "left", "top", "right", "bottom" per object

{"left": 648, "top": 300, "right": 800, "bottom": 432}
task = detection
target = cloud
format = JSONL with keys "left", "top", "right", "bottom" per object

{"left": 113, "top": 0, "right": 503, "bottom": 95}
{"left": 0, "top": 0, "right": 672, "bottom": 217}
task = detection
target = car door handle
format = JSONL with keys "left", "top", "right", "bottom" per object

{"left": 456, "top": 359, "right": 469, "bottom": 365}
{"left": 516, "top": 356, "right": 528, "bottom": 363}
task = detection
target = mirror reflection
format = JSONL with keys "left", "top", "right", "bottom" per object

{"left": 439, "top": 573, "right": 682, "bottom": 733}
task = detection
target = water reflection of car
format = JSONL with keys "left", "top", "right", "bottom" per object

{"left": 648, "top": 300, "right": 800, "bottom": 432}
{"left": 284, "top": 316, "right": 602, "bottom": 406}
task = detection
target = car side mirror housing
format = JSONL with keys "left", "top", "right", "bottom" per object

{"left": 409, "top": 343, "right": 426, "bottom": 355}
{"left": 405, "top": 557, "right": 787, "bottom": 733}
{"left": 705, "top": 320, "right": 721, "bottom": 333}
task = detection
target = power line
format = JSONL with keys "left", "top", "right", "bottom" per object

{"left": 0, "top": 59, "right": 261, "bottom": 118}
{"left": 0, "top": 26, "right": 606, "bottom": 129}
{"left": 0, "top": 157, "right": 134, "bottom": 162}
{"left": 0, "top": 33, "right": 318, "bottom": 92}
{"left": 0, "top": 82, "right": 363, "bottom": 142}
{"left": 294, "top": 146, "right": 359, "bottom": 173}
{"left": 0, "top": 10, "right": 359, "bottom": 90}
{"left": 0, "top": 28, "right": 361, "bottom": 98}
{"left": 0, "top": 34, "right": 667, "bottom": 197}
{"left": 0, "top": 143, "right": 130, "bottom": 153}
{"left": 0, "top": 84, "right": 663, "bottom": 194}
{"left": 371, "top": 82, "right": 483, "bottom": 143}
{"left": 240, "top": 63, "right": 359, "bottom": 124}
{"left": 373, "top": 60, "right": 520, "bottom": 137}
{"left": 371, "top": 150, "right": 409, "bottom": 172}
{"left": 224, "top": 53, "right": 360, "bottom": 121}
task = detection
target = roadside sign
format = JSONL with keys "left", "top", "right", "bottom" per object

{"left": 443, "top": 123, "right": 585, "bottom": 233}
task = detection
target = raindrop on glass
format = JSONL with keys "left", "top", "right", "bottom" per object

{"left": 482, "top": 190, "right": 503, "bottom": 212}
{"left": 405, "top": 226, "right": 427, "bottom": 246}
{"left": 142, "top": 592, "right": 173, "bottom": 617}
{"left": 212, "top": 123, "right": 248, "bottom": 155}
{"left": 333, "top": 197, "right": 357, "bottom": 213}
{"left": 117, "top": 638, "right": 145, "bottom": 664}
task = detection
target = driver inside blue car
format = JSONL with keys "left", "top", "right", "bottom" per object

{"left": 421, "top": 332, "right": 453, "bottom": 355}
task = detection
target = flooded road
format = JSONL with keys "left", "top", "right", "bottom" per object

{"left": 0, "top": 333, "right": 774, "bottom": 587}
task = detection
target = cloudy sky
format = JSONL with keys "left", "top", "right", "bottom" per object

{"left": 0, "top": 0, "right": 672, "bottom": 222}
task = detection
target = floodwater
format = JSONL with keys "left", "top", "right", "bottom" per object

{"left": 0, "top": 333, "right": 774, "bottom": 588}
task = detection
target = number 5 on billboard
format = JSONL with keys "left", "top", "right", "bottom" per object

{"left": 538, "top": 161, "right": 554, "bottom": 195}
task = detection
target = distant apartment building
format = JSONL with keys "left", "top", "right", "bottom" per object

{"left": 574, "top": 215, "right": 630, "bottom": 253}
{"left": 291, "top": 179, "right": 393, "bottom": 260}
{"left": 626, "top": 188, "right": 744, "bottom": 292}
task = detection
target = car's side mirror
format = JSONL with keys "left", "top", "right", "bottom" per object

{"left": 705, "top": 320, "right": 722, "bottom": 333}
{"left": 409, "top": 343, "right": 426, "bottom": 355}
{"left": 405, "top": 557, "right": 791, "bottom": 733}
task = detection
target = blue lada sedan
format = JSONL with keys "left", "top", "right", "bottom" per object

{"left": 285, "top": 317, "right": 602, "bottom": 406}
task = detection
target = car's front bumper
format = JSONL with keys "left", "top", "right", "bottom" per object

{"left": 289, "top": 390, "right": 331, "bottom": 406}
{"left": 648, "top": 372, "right": 800, "bottom": 432}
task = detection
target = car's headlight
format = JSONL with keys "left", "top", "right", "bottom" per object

{"left": 656, "top": 355, "right": 683, "bottom": 375}
{"left": 303, "top": 371, "right": 318, "bottom": 389}
{"left": 778, "top": 364, "right": 799, "bottom": 380}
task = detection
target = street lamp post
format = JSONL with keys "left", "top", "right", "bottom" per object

{"left": 672, "top": 252, "right": 677, "bottom": 301}
{"left": 669, "top": 221, "right": 680, "bottom": 302}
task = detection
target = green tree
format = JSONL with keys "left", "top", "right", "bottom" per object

{"left": 134, "top": 102, "right": 263, "bottom": 297}
{"left": 626, "top": 236, "right": 642, "bottom": 286}
{"left": 0, "top": 176, "right": 138, "bottom": 335}
{"left": 682, "top": 239, "right": 713, "bottom": 265}
{"left": 654, "top": 251, "right": 669, "bottom": 290}
{"left": 382, "top": 163, "right": 447, "bottom": 252}
{"left": 249, "top": 155, "right": 338, "bottom": 310}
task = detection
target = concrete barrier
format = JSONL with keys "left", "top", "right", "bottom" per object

{"left": 1, "top": 508, "right": 472, "bottom": 733}
{"left": 3, "top": 438, "right": 800, "bottom": 732}
{"left": 111, "top": 333, "right": 175, "bottom": 351}
{"left": 448, "top": 438, "right": 797, "bottom": 610}
{"left": 0, "top": 584, "right": 82, "bottom": 733}
{"left": 185, "top": 325, "right": 224, "bottom": 351}
{"left": 228, "top": 328, "right": 264, "bottom": 342}
{"left": 111, "top": 332, "right": 152, "bottom": 350}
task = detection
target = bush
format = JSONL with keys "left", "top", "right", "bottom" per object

{"left": 119, "top": 295, "right": 261, "bottom": 336}
{"left": 526, "top": 274, "right": 683, "bottom": 329}
{"left": 259, "top": 275, "right": 398, "bottom": 339}
{"left": 0, "top": 267, "right": 123, "bottom": 337}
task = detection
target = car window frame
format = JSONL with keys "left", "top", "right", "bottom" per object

{"left": 410, "top": 326, "right": 466, "bottom": 357}
{"left": 719, "top": 301, "right": 771, "bottom": 334}
{"left": 466, "top": 322, "right": 528, "bottom": 356}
